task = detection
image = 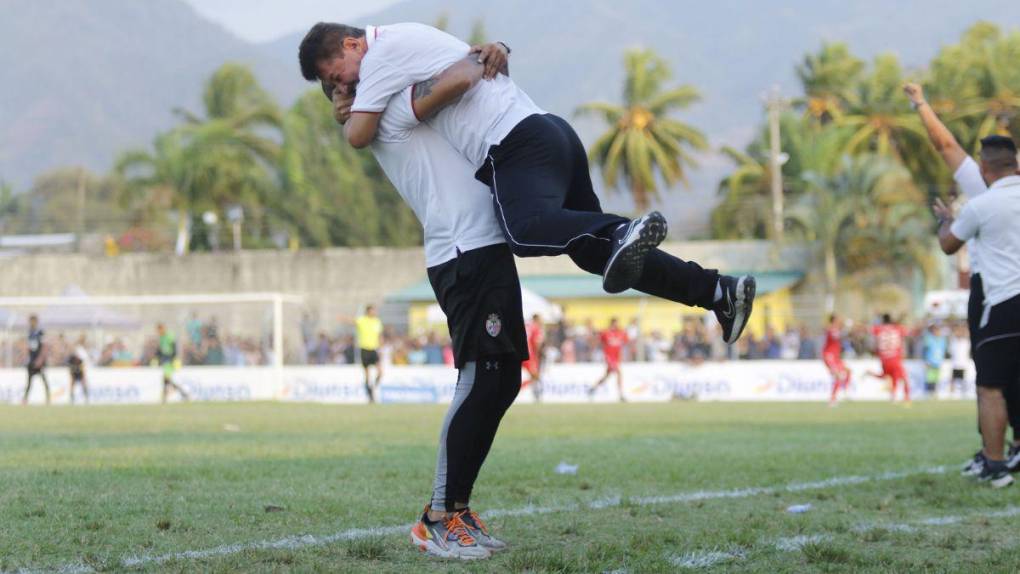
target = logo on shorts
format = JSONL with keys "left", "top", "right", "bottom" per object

{"left": 485, "top": 313, "right": 502, "bottom": 337}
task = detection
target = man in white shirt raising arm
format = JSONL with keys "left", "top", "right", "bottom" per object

{"left": 933, "top": 138, "right": 1020, "bottom": 489}
{"left": 906, "top": 82, "right": 1020, "bottom": 474}
{"left": 299, "top": 22, "right": 756, "bottom": 346}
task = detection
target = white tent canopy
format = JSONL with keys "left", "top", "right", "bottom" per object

{"left": 12, "top": 285, "right": 141, "bottom": 330}
{"left": 426, "top": 286, "right": 562, "bottom": 324}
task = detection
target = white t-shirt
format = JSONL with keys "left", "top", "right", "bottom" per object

{"left": 370, "top": 86, "right": 505, "bottom": 267}
{"left": 949, "top": 336, "right": 970, "bottom": 370}
{"left": 950, "top": 175, "right": 1020, "bottom": 307}
{"left": 352, "top": 23, "right": 543, "bottom": 167}
{"left": 74, "top": 345, "right": 91, "bottom": 366}
{"left": 952, "top": 157, "right": 988, "bottom": 275}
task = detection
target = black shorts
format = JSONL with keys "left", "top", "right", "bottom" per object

{"left": 360, "top": 349, "right": 379, "bottom": 367}
{"left": 26, "top": 365, "right": 43, "bottom": 378}
{"left": 427, "top": 243, "right": 528, "bottom": 369}
{"left": 973, "top": 293, "right": 1020, "bottom": 389}
{"left": 967, "top": 273, "right": 984, "bottom": 353}
{"left": 951, "top": 368, "right": 966, "bottom": 381}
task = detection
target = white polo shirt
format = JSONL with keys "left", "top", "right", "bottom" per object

{"left": 352, "top": 23, "right": 543, "bottom": 167}
{"left": 370, "top": 86, "right": 505, "bottom": 267}
{"left": 952, "top": 157, "right": 988, "bottom": 275}
{"left": 950, "top": 174, "right": 1020, "bottom": 308}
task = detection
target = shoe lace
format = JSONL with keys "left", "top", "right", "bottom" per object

{"left": 466, "top": 509, "right": 490, "bottom": 535}
{"left": 443, "top": 514, "right": 477, "bottom": 546}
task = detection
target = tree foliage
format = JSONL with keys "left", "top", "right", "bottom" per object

{"left": 712, "top": 23, "right": 1020, "bottom": 302}
{"left": 576, "top": 49, "right": 708, "bottom": 212}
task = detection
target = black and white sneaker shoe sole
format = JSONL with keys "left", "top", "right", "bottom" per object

{"left": 724, "top": 276, "right": 756, "bottom": 344}
{"left": 979, "top": 473, "right": 1015, "bottom": 489}
{"left": 602, "top": 212, "right": 667, "bottom": 294}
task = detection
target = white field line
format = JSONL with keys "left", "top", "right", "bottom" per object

{"left": 670, "top": 505, "right": 1020, "bottom": 569}
{"left": 12, "top": 465, "right": 947, "bottom": 574}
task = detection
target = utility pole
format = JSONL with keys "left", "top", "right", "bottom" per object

{"left": 765, "top": 88, "right": 787, "bottom": 243}
{"left": 76, "top": 167, "right": 86, "bottom": 251}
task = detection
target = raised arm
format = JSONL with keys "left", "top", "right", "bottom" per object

{"left": 904, "top": 83, "right": 967, "bottom": 172}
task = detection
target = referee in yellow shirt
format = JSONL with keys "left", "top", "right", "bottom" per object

{"left": 356, "top": 305, "right": 384, "bottom": 402}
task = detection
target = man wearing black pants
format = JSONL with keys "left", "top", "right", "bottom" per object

{"left": 301, "top": 22, "right": 756, "bottom": 345}
{"left": 21, "top": 315, "right": 50, "bottom": 405}
{"left": 321, "top": 47, "right": 525, "bottom": 558}
{"left": 906, "top": 84, "right": 1020, "bottom": 472}
{"left": 425, "top": 244, "right": 526, "bottom": 523}
{"left": 934, "top": 134, "right": 1020, "bottom": 488}
{"left": 478, "top": 112, "right": 723, "bottom": 311}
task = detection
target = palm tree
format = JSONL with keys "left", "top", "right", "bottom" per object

{"left": 836, "top": 56, "right": 926, "bottom": 155}
{"left": 177, "top": 64, "right": 282, "bottom": 229}
{"left": 116, "top": 131, "right": 205, "bottom": 254}
{"left": 711, "top": 146, "right": 774, "bottom": 240}
{"left": 844, "top": 202, "right": 940, "bottom": 290}
{"left": 835, "top": 55, "right": 936, "bottom": 170}
{"left": 711, "top": 113, "right": 842, "bottom": 240}
{"left": 575, "top": 48, "right": 708, "bottom": 212}
{"left": 795, "top": 42, "right": 864, "bottom": 125}
{"left": 279, "top": 90, "right": 421, "bottom": 247}
{"left": 786, "top": 155, "right": 915, "bottom": 310}
{"left": 119, "top": 64, "right": 284, "bottom": 252}
{"left": 938, "top": 23, "right": 1020, "bottom": 151}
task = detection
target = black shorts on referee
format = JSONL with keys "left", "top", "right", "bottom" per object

{"left": 973, "top": 293, "right": 1020, "bottom": 390}
{"left": 427, "top": 243, "right": 528, "bottom": 368}
{"left": 360, "top": 349, "right": 380, "bottom": 368}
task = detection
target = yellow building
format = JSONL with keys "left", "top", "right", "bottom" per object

{"left": 390, "top": 271, "right": 803, "bottom": 338}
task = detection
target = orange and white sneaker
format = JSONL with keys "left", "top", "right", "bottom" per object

{"left": 410, "top": 507, "right": 491, "bottom": 560}
{"left": 459, "top": 508, "right": 507, "bottom": 552}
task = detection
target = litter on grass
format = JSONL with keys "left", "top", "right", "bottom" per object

{"left": 555, "top": 462, "right": 579, "bottom": 475}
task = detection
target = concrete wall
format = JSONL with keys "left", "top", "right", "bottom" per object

{"left": 0, "top": 241, "right": 818, "bottom": 350}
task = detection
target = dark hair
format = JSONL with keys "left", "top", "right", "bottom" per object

{"left": 828, "top": 313, "right": 837, "bottom": 324}
{"left": 980, "top": 135, "right": 1019, "bottom": 172}
{"left": 981, "top": 135, "right": 1018, "bottom": 154}
{"left": 299, "top": 22, "right": 365, "bottom": 81}
{"left": 882, "top": 313, "right": 892, "bottom": 324}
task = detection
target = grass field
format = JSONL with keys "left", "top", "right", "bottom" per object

{"left": 2, "top": 400, "right": 1018, "bottom": 573}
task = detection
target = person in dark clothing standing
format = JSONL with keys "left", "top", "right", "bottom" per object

{"left": 22, "top": 315, "right": 50, "bottom": 405}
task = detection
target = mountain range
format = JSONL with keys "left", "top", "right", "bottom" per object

{"left": 3, "top": 0, "right": 1019, "bottom": 236}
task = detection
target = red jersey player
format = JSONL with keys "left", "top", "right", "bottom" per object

{"left": 871, "top": 313, "right": 910, "bottom": 403}
{"left": 521, "top": 314, "right": 544, "bottom": 401}
{"left": 588, "top": 317, "right": 629, "bottom": 402}
{"left": 823, "top": 314, "right": 851, "bottom": 406}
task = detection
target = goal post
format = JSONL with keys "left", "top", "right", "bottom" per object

{"left": 0, "top": 292, "right": 302, "bottom": 378}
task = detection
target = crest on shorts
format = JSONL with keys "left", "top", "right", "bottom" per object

{"left": 485, "top": 313, "right": 502, "bottom": 337}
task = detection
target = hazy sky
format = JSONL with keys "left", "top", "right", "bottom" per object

{"left": 184, "top": 0, "right": 402, "bottom": 42}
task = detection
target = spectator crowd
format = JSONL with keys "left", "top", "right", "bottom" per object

{"left": 1, "top": 310, "right": 969, "bottom": 369}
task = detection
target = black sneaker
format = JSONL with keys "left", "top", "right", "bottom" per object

{"left": 1007, "top": 444, "right": 1020, "bottom": 473}
{"left": 713, "top": 275, "right": 756, "bottom": 344}
{"left": 602, "top": 212, "right": 667, "bottom": 294}
{"left": 962, "top": 450, "right": 985, "bottom": 477}
{"left": 977, "top": 460, "right": 1015, "bottom": 489}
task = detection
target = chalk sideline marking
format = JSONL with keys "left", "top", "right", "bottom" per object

{"left": 12, "top": 465, "right": 948, "bottom": 574}
{"left": 669, "top": 505, "right": 1020, "bottom": 569}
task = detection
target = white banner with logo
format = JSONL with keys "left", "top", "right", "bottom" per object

{"left": 1, "top": 360, "right": 974, "bottom": 405}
